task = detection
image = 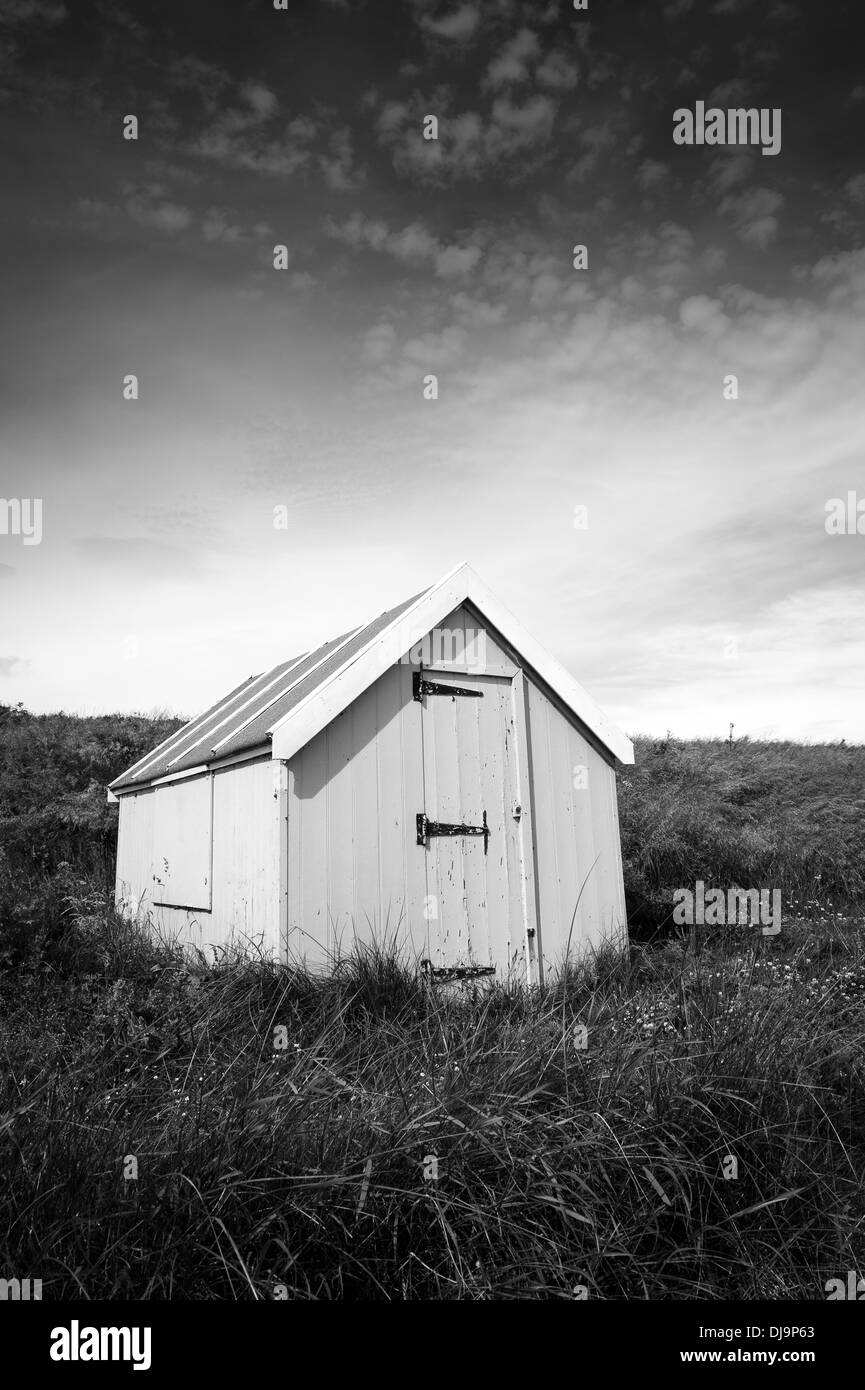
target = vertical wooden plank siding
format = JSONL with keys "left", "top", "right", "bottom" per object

{"left": 286, "top": 661, "right": 429, "bottom": 968}
{"left": 425, "top": 676, "right": 466, "bottom": 963}
{"left": 396, "top": 662, "right": 428, "bottom": 950}
{"left": 512, "top": 672, "right": 541, "bottom": 985}
{"left": 326, "top": 690, "right": 355, "bottom": 953}
{"left": 115, "top": 758, "right": 280, "bottom": 956}
{"left": 115, "top": 788, "right": 155, "bottom": 920}
{"left": 376, "top": 660, "right": 410, "bottom": 946}
{"left": 211, "top": 758, "right": 280, "bottom": 951}
{"left": 351, "top": 681, "right": 381, "bottom": 949}
{"left": 288, "top": 724, "right": 329, "bottom": 968}
{"left": 524, "top": 676, "right": 626, "bottom": 975}
{"left": 277, "top": 760, "right": 289, "bottom": 960}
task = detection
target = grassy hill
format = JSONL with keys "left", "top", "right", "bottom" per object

{"left": 619, "top": 735, "right": 865, "bottom": 931}
{"left": 0, "top": 707, "right": 863, "bottom": 1299}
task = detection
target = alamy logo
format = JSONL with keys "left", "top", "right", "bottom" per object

{"left": 825, "top": 1271, "right": 865, "bottom": 1299}
{"left": 400, "top": 626, "right": 487, "bottom": 671}
{"left": 0, "top": 497, "right": 42, "bottom": 545}
{"left": 50, "top": 1321, "right": 152, "bottom": 1371}
{"left": 673, "top": 102, "right": 781, "bottom": 156}
{"left": 673, "top": 882, "right": 781, "bottom": 935}
{"left": 825, "top": 492, "right": 865, "bottom": 534}
{"left": 0, "top": 1276, "right": 42, "bottom": 1300}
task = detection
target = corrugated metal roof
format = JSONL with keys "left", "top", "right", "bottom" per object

{"left": 110, "top": 589, "right": 428, "bottom": 792}
{"left": 110, "top": 671, "right": 264, "bottom": 790}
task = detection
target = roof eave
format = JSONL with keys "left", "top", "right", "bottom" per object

{"left": 269, "top": 562, "right": 634, "bottom": 766}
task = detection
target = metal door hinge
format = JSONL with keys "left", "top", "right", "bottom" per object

{"left": 416, "top": 810, "right": 490, "bottom": 852}
{"left": 420, "top": 959, "right": 496, "bottom": 981}
{"left": 413, "top": 671, "right": 484, "bottom": 702}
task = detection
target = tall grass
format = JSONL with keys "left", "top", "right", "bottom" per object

{"left": 2, "top": 714, "right": 864, "bottom": 1298}
{"left": 619, "top": 736, "right": 865, "bottom": 930}
{"left": 1, "top": 902, "right": 862, "bottom": 1299}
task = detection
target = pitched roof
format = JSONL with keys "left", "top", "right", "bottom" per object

{"left": 110, "top": 562, "right": 633, "bottom": 792}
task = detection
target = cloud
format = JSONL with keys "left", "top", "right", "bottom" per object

{"left": 289, "top": 114, "right": 317, "bottom": 141}
{"left": 565, "top": 120, "right": 617, "bottom": 183}
{"left": 706, "top": 150, "right": 753, "bottom": 195}
{"left": 449, "top": 291, "right": 507, "bottom": 326}
{"left": 679, "top": 294, "right": 730, "bottom": 337}
{"left": 96, "top": 3, "right": 148, "bottom": 42}
{"left": 702, "top": 245, "right": 728, "bottom": 273}
{"left": 201, "top": 208, "right": 243, "bottom": 243}
{"left": 325, "top": 212, "right": 482, "bottom": 278}
{"left": 844, "top": 173, "right": 865, "bottom": 205}
{"left": 240, "top": 81, "right": 278, "bottom": 119}
{"left": 419, "top": 4, "right": 481, "bottom": 41}
{"left": 484, "top": 29, "right": 539, "bottom": 89}
{"left": 164, "top": 55, "right": 231, "bottom": 111}
{"left": 73, "top": 187, "right": 195, "bottom": 238}
{"left": 335, "top": 242, "right": 865, "bottom": 741}
{"left": 811, "top": 247, "right": 865, "bottom": 309}
{"left": 488, "top": 94, "right": 557, "bottom": 152}
{"left": 191, "top": 127, "right": 311, "bottom": 177}
{"left": 535, "top": 51, "right": 579, "bottom": 90}
{"left": 375, "top": 91, "right": 558, "bottom": 184}
{"left": 402, "top": 324, "right": 467, "bottom": 365}
{"left": 126, "top": 193, "right": 193, "bottom": 234}
{"left": 361, "top": 322, "right": 398, "bottom": 364}
{"left": 529, "top": 270, "right": 567, "bottom": 308}
{"left": 319, "top": 127, "right": 366, "bottom": 191}
{"left": 0, "top": 0, "right": 66, "bottom": 25}
{"left": 0, "top": 657, "right": 24, "bottom": 676}
{"left": 190, "top": 97, "right": 316, "bottom": 176}
{"left": 720, "top": 186, "right": 784, "bottom": 247}
{"left": 360, "top": 320, "right": 470, "bottom": 390}
{"left": 143, "top": 158, "right": 206, "bottom": 189}
{"left": 637, "top": 159, "right": 669, "bottom": 191}
{"left": 711, "top": 0, "right": 754, "bottom": 17}
{"left": 706, "top": 76, "right": 751, "bottom": 105}
{"left": 435, "top": 243, "right": 482, "bottom": 277}
{"left": 389, "top": 221, "right": 441, "bottom": 261}
{"left": 74, "top": 186, "right": 270, "bottom": 246}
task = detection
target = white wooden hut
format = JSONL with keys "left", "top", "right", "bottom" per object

{"left": 110, "top": 563, "right": 634, "bottom": 981}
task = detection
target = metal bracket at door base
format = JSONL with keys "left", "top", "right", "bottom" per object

{"left": 416, "top": 810, "right": 489, "bottom": 852}
{"left": 420, "top": 959, "right": 496, "bottom": 981}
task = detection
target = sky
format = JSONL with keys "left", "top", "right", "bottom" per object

{"left": 0, "top": 0, "right": 863, "bottom": 743}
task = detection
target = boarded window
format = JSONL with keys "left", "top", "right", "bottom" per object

{"left": 151, "top": 775, "right": 213, "bottom": 911}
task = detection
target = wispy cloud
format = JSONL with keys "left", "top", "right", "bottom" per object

{"left": 0, "top": 0, "right": 66, "bottom": 26}
{"left": 325, "top": 211, "right": 482, "bottom": 277}
{"left": 418, "top": 4, "right": 481, "bottom": 43}
{"left": 720, "top": 186, "right": 784, "bottom": 247}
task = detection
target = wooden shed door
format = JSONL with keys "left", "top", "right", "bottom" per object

{"left": 417, "top": 669, "right": 531, "bottom": 979}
